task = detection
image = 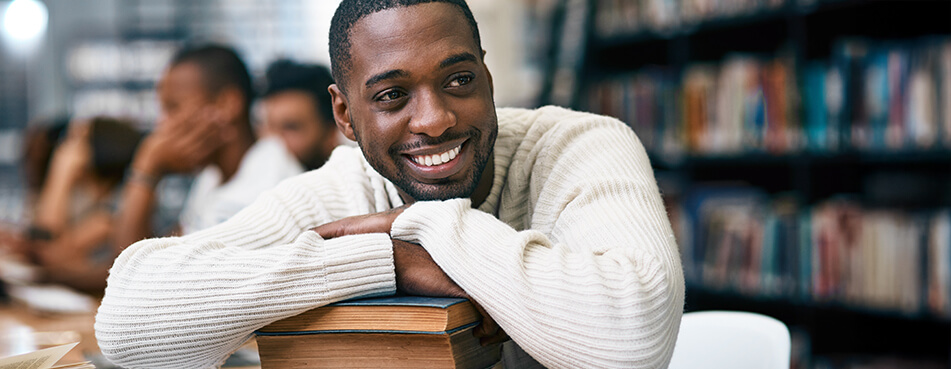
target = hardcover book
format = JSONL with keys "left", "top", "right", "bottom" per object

{"left": 255, "top": 295, "right": 502, "bottom": 369}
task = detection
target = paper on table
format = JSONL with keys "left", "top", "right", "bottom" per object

{"left": 50, "top": 361, "right": 95, "bottom": 369}
{"left": 0, "top": 341, "right": 92, "bottom": 369}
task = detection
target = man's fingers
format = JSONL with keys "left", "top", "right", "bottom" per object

{"left": 180, "top": 116, "right": 221, "bottom": 147}
{"left": 469, "top": 299, "right": 499, "bottom": 339}
{"left": 312, "top": 218, "right": 363, "bottom": 239}
{"left": 312, "top": 209, "right": 408, "bottom": 240}
{"left": 479, "top": 329, "right": 509, "bottom": 346}
{"left": 471, "top": 299, "right": 508, "bottom": 346}
{"left": 312, "top": 222, "right": 343, "bottom": 239}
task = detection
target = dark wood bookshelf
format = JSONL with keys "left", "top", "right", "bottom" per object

{"left": 581, "top": 0, "right": 951, "bottom": 78}
{"left": 652, "top": 150, "right": 951, "bottom": 207}
{"left": 588, "top": 1, "right": 951, "bottom": 53}
{"left": 651, "top": 150, "right": 951, "bottom": 172}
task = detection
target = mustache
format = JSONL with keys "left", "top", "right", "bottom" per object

{"left": 390, "top": 128, "right": 479, "bottom": 154}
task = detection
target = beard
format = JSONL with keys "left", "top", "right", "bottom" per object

{"left": 356, "top": 125, "right": 497, "bottom": 202}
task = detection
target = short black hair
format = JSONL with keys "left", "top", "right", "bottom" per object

{"left": 261, "top": 60, "right": 335, "bottom": 129}
{"left": 170, "top": 44, "right": 254, "bottom": 112}
{"left": 329, "top": 0, "right": 482, "bottom": 93}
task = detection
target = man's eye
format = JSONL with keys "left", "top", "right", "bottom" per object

{"left": 448, "top": 75, "right": 473, "bottom": 88}
{"left": 378, "top": 90, "right": 405, "bottom": 102}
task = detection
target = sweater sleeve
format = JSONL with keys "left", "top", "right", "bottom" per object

{"left": 95, "top": 154, "right": 398, "bottom": 369}
{"left": 390, "top": 111, "right": 685, "bottom": 368}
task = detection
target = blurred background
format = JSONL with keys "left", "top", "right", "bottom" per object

{"left": 0, "top": 0, "right": 949, "bottom": 368}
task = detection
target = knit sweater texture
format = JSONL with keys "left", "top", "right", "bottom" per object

{"left": 95, "top": 106, "right": 685, "bottom": 368}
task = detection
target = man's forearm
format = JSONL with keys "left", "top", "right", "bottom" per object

{"left": 32, "top": 165, "right": 77, "bottom": 234}
{"left": 114, "top": 177, "right": 158, "bottom": 252}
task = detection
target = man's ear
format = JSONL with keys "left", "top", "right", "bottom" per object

{"left": 329, "top": 84, "right": 357, "bottom": 141}
{"left": 482, "top": 49, "right": 494, "bottom": 97}
{"left": 215, "top": 86, "right": 245, "bottom": 122}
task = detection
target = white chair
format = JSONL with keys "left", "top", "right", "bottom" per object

{"left": 668, "top": 311, "right": 791, "bottom": 369}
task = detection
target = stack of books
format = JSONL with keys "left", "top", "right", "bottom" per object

{"left": 255, "top": 295, "right": 502, "bottom": 369}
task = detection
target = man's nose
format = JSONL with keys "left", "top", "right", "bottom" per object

{"left": 409, "top": 90, "right": 456, "bottom": 137}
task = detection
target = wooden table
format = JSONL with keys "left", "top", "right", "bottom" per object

{"left": 0, "top": 299, "right": 264, "bottom": 368}
{"left": 0, "top": 301, "right": 97, "bottom": 365}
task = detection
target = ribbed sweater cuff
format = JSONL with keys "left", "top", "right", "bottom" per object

{"left": 391, "top": 198, "right": 471, "bottom": 246}
{"left": 298, "top": 231, "right": 398, "bottom": 301}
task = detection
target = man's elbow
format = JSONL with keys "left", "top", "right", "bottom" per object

{"left": 614, "top": 260, "right": 685, "bottom": 368}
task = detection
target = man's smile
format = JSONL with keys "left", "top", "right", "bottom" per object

{"left": 410, "top": 144, "right": 461, "bottom": 166}
{"left": 401, "top": 138, "right": 469, "bottom": 181}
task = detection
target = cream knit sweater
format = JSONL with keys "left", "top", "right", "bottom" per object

{"left": 95, "top": 106, "right": 685, "bottom": 369}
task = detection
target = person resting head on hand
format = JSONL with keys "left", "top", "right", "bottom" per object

{"left": 25, "top": 116, "right": 142, "bottom": 294}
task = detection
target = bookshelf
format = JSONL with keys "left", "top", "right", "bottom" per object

{"left": 541, "top": 0, "right": 951, "bottom": 367}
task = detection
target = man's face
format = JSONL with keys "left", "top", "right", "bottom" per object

{"left": 333, "top": 2, "right": 497, "bottom": 201}
{"left": 156, "top": 62, "right": 218, "bottom": 169}
{"left": 263, "top": 91, "right": 335, "bottom": 170}
{"left": 157, "top": 62, "right": 213, "bottom": 129}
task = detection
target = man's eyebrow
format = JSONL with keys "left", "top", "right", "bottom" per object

{"left": 439, "top": 52, "right": 478, "bottom": 69}
{"left": 365, "top": 69, "right": 409, "bottom": 89}
{"left": 363, "top": 53, "right": 477, "bottom": 89}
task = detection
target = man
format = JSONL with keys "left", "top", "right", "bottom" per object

{"left": 261, "top": 59, "right": 342, "bottom": 170}
{"left": 96, "top": 1, "right": 685, "bottom": 368}
{"left": 114, "top": 45, "right": 303, "bottom": 245}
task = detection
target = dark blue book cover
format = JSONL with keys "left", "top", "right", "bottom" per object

{"left": 256, "top": 294, "right": 479, "bottom": 336}
{"left": 329, "top": 295, "right": 469, "bottom": 309}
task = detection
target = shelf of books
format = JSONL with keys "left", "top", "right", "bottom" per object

{"left": 586, "top": 38, "right": 951, "bottom": 159}
{"left": 670, "top": 188, "right": 951, "bottom": 319}
{"left": 564, "top": 0, "right": 951, "bottom": 367}
{"left": 672, "top": 191, "right": 951, "bottom": 367}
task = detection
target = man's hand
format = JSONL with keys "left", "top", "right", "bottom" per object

{"left": 315, "top": 208, "right": 507, "bottom": 345}
{"left": 0, "top": 228, "right": 29, "bottom": 260}
{"left": 48, "top": 122, "right": 92, "bottom": 184}
{"left": 133, "top": 107, "right": 226, "bottom": 176}
{"left": 311, "top": 205, "right": 408, "bottom": 239}
{"left": 392, "top": 239, "right": 507, "bottom": 345}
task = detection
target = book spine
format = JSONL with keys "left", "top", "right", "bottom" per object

{"left": 679, "top": 187, "right": 951, "bottom": 317}
{"left": 587, "top": 37, "right": 951, "bottom": 155}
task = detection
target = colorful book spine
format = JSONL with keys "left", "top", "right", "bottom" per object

{"left": 585, "top": 37, "right": 951, "bottom": 156}
{"left": 678, "top": 187, "right": 951, "bottom": 317}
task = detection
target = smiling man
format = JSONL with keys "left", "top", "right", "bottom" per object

{"left": 95, "top": 1, "right": 685, "bottom": 368}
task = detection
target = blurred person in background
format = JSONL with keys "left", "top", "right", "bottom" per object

{"left": 21, "top": 117, "right": 71, "bottom": 203}
{"left": 0, "top": 118, "right": 68, "bottom": 290}
{"left": 16, "top": 116, "right": 142, "bottom": 293}
{"left": 260, "top": 59, "right": 342, "bottom": 170}
{"left": 115, "top": 44, "right": 303, "bottom": 248}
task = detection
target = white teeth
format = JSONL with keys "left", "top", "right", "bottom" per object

{"left": 412, "top": 145, "right": 462, "bottom": 167}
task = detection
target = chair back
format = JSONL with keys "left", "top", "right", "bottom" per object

{"left": 668, "top": 310, "right": 791, "bottom": 369}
